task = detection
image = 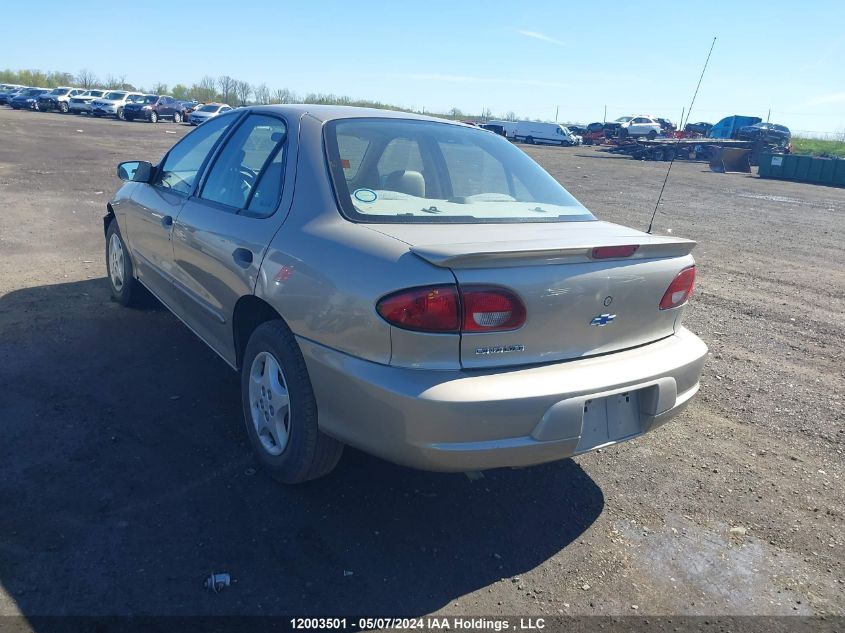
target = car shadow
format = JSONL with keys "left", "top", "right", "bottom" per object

{"left": 0, "top": 278, "right": 604, "bottom": 617}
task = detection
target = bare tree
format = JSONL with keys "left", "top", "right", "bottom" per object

{"left": 194, "top": 75, "right": 217, "bottom": 102}
{"left": 76, "top": 69, "right": 99, "bottom": 88}
{"left": 481, "top": 107, "right": 492, "bottom": 121}
{"left": 271, "top": 88, "right": 297, "bottom": 104}
{"left": 151, "top": 82, "right": 169, "bottom": 95}
{"left": 217, "top": 75, "right": 237, "bottom": 105}
{"left": 504, "top": 111, "right": 517, "bottom": 121}
{"left": 235, "top": 80, "right": 252, "bottom": 106}
{"left": 449, "top": 107, "right": 464, "bottom": 118}
{"left": 253, "top": 83, "right": 270, "bottom": 105}
{"left": 103, "top": 74, "right": 121, "bottom": 89}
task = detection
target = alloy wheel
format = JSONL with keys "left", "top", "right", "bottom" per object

{"left": 248, "top": 351, "right": 291, "bottom": 456}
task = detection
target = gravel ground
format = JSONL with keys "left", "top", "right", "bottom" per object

{"left": 0, "top": 108, "right": 842, "bottom": 620}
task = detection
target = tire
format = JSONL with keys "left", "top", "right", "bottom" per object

{"left": 117, "top": 107, "right": 125, "bottom": 121}
{"left": 664, "top": 148, "right": 676, "bottom": 162}
{"left": 584, "top": 138, "right": 593, "bottom": 146}
{"left": 619, "top": 128, "right": 629, "bottom": 139}
{"left": 59, "top": 102, "right": 69, "bottom": 113}
{"left": 526, "top": 136, "right": 534, "bottom": 144}
{"left": 652, "top": 148, "right": 664, "bottom": 161}
{"left": 125, "top": 114, "right": 135, "bottom": 122}
{"left": 92, "top": 112, "right": 101, "bottom": 117}
{"left": 105, "top": 220, "right": 142, "bottom": 307}
{"left": 173, "top": 111, "right": 182, "bottom": 123}
{"left": 241, "top": 321, "right": 344, "bottom": 484}
{"left": 648, "top": 129, "right": 657, "bottom": 140}
{"left": 149, "top": 111, "right": 158, "bottom": 123}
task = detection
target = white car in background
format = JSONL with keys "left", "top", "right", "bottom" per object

{"left": 91, "top": 91, "right": 144, "bottom": 120}
{"left": 68, "top": 89, "right": 109, "bottom": 114}
{"left": 188, "top": 102, "right": 233, "bottom": 125}
{"left": 619, "top": 116, "right": 662, "bottom": 139}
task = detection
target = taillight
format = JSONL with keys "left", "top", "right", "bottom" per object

{"left": 376, "top": 285, "right": 526, "bottom": 333}
{"left": 591, "top": 245, "right": 639, "bottom": 259}
{"left": 376, "top": 285, "right": 460, "bottom": 333}
{"left": 461, "top": 286, "right": 526, "bottom": 332}
{"left": 659, "top": 266, "right": 696, "bottom": 310}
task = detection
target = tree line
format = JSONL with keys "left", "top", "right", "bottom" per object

{"left": 0, "top": 67, "right": 521, "bottom": 122}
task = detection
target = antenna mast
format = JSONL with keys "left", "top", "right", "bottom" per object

{"left": 647, "top": 36, "right": 717, "bottom": 234}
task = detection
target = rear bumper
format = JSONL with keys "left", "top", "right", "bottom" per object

{"left": 299, "top": 328, "right": 708, "bottom": 471}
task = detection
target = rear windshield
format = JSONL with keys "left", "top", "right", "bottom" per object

{"left": 199, "top": 104, "right": 220, "bottom": 112}
{"left": 324, "top": 119, "right": 594, "bottom": 224}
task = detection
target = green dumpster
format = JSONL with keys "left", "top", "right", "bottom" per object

{"left": 758, "top": 153, "right": 844, "bottom": 186}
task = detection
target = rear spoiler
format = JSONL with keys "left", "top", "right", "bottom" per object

{"left": 411, "top": 236, "right": 696, "bottom": 269}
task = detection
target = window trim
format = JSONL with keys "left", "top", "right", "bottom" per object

{"left": 193, "top": 111, "right": 290, "bottom": 217}
{"left": 151, "top": 109, "right": 246, "bottom": 198}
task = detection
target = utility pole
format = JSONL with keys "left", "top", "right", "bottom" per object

{"left": 603, "top": 105, "right": 607, "bottom": 123}
{"left": 766, "top": 108, "right": 771, "bottom": 123}
{"left": 555, "top": 105, "right": 559, "bottom": 122}
{"left": 680, "top": 106, "right": 685, "bottom": 129}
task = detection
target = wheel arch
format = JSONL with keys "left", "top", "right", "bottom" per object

{"left": 233, "top": 295, "right": 285, "bottom": 370}
{"left": 103, "top": 203, "right": 116, "bottom": 236}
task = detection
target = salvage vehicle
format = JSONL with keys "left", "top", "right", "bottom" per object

{"left": 737, "top": 122, "right": 791, "bottom": 146}
{"left": 188, "top": 102, "right": 233, "bottom": 125}
{"left": 106, "top": 105, "right": 707, "bottom": 483}
{"left": 618, "top": 116, "right": 662, "bottom": 139}
{"left": 9, "top": 88, "right": 50, "bottom": 110}
{"left": 0, "top": 86, "right": 27, "bottom": 105}
{"left": 123, "top": 94, "right": 185, "bottom": 123}
{"left": 68, "top": 89, "right": 108, "bottom": 114}
{"left": 708, "top": 115, "right": 762, "bottom": 139}
{"left": 512, "top": 120, "right": 581, "bottom": 145}
{"left": 91, "top": 91, "right": 144, "bottom": 119}
{"left": 684, "top": 121, "right": 712, "bottom": 136}
{"left": 37, "top": 86, "right": 84, "bottom": 113}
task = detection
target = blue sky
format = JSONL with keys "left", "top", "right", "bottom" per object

{"left": 6, "top": 0, "right": 844, "bottom": 136}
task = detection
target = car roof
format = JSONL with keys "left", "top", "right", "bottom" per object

{"left": 245, "top": 104, "right": 458, "bottom": 125}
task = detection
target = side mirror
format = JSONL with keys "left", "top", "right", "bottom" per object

{"left": 117, "top": 160, "right": 153, "bottom": 183}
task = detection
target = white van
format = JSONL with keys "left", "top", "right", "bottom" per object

{"left": 512, "top": 121, "right": 581, "bottom": 146}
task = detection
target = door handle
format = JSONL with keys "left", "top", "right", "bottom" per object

{"left": 161, "top": 215, "right": 173, "bottom": 229}
{"left": 232, "top": 248, "right": 254, "bottom": 268}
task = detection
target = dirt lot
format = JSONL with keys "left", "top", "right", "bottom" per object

{"left": 0, "top": 108, "right": 842, "bottom": 619}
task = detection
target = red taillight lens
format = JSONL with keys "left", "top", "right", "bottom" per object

{"left": 461, "top": 286, "right": 526, "bottom": 332}
{"left": 591, "top": 245, "right": 639, "bottom": 259}
{"left": 376, "top": 285, "right": 460, "bottom": 332}
{"left": 376, "top": 285, "right": 527, "bottom": 333}
{"left": 659, "top": 266, "right": 696, "bottom": 310}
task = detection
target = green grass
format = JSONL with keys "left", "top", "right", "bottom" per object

{"left": 790, "top": 137, "right": 845, "bottom": 158}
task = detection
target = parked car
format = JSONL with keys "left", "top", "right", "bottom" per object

{"left": 582, "top": 122, "right": 608, "bottom": 145}
{"left": 123, "top": 94, "right": 185, "bottom": 123}
{"left": 0, "top": 86, "right": 27, "bottom": 105}
{"left": 91, "top": 91, "right": 144, "bottom": 120}
{"left": 602, "top": 121, "right": 623, "bottom": 137}
{"left": 36, "top": 87, "right": 85, "bottom": 113}
{"left": 178, "top": 100, "right": 200, "bottom": 118}
{"left": 188, "top": 102, "right": 233, "bottom": 125}
{"left": 10, "top": 88, "right": 50, "bottom": 110}
{"left": 105, "top": 105, "right": 707, "bottom": 483}
{"left": 619, "top": 116, "right": 662, "bottom": 139}
{"left": 567, "top": 124, "right": 587, "bottom": 136}
{"left": 512, "top": 121, "right": 581, "bottom": 146}
{"left": 68, "top": 89, "right": 108, "bottom": 114}
{"left": 485, "top": 119, "right": 518, "bottom": 139}
{"left": 736, "top": 122, "right": 791, "bottom": 146}
{"left": 480, "top": 123, "right": 506, "bottom": 136}
{"left": 684, "top": 121, "right": 712, "bottom": 136}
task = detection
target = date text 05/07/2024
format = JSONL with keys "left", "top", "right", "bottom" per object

{"left": 290, "top": 617, "right": 547, "bottom": 631}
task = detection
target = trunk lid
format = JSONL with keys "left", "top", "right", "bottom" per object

{"left": 366, "top": 221, "right": 696, "bottom": 369}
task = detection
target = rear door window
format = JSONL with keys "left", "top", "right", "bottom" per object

{"left": 199, "top": 114, "right": 287, "bottom": 213}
